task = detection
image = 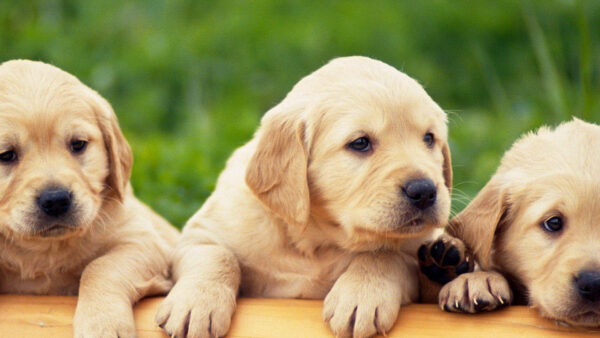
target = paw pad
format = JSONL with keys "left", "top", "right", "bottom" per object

{"left": 418, "top": 237, "right": 474, "bottom": 285}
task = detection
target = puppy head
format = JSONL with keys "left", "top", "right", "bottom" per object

{"left": 0, "top": 60, "right": 132, "bottom": 239}
{"left": 246, "top": 56, "right": 451, "bottom": 249}
{"left": 449, "top": 118, "right": 600, "bottom": 327}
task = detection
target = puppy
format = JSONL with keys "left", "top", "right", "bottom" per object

{"left": 423, "top": 119, "right": 600, "bottom": 328}
{"left": 0, "top": 60, "right": 178, "bottom": 337}
{"left": 156, "top": 56, "right": 453, "bottom": 337}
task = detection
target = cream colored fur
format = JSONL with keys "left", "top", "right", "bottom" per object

{"left": 0, "top": 60, "right": 178, "bottom": 337}
{"left": 445, "top": 119, "right": 600, "bottom": 327}
{"left": 157, "top": 56, "right": 452, "bottom": 337}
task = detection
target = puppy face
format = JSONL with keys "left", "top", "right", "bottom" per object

{"left": 0, "top": 60, "right": 131, "bottom": 239}
{"left": 246, "top": 57, "right": 451, "bottom": 249}
{"left": 450, "top": 119, "right": 600, "bottom": 327}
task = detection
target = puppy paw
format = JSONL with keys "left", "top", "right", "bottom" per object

{"left": 155, "top": 280, "right": 236, "bottom": 338}
{"left": 323, "top": 274, "right": 401, "bottom": 338}
{"left": 418, "top": 234, "right": 474, "bottom": 285}
{"left": 73, "top": 299, "right": 136, "bottom": 338}
{"left": 439, "top": 271, "right": 513, "bottom": 313}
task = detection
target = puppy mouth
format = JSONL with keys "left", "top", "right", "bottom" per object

{"left": 399, "top": 212, "right": 442, "bottom": 229}
{"left": 394, "top": 217, "right": 438, "bottom": 236}
{"left": 404, "top": 218, "right": 424, "bottom": 227}
{"left": 368, "top": 217, "right": 436, "bottom": 237}
{"left": 351, "top": 208, "right": 442, "bottom": 239}
{"left": 34, "top": 223, "right": 78, "bottom": 238}
{"left": 546, "top": 307, "right": 600, "bottom": 328}
{"left": 560, "top": 311, "right": 600, "bottom": 328}
{"left": 37, "top": 224, "right": 68, "bottom": 236}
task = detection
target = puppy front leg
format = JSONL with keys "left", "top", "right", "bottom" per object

{"left": 323, "top": 251, "right": 418, "bottom": 338}
{"left": 73, "top": 244, "right": 172, "bottom": 338}
{"left": 156, "top": 240, "right": 241, "bottom": 338}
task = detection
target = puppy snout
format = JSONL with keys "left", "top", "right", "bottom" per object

{"left": 575, "top": 270, "right": 600, "bottom": 302}
{"left": 37, "top": 188, "right": 72, "bottom": 217}
{"left": 402, "top": 178, "right": 436, "bottom": 210}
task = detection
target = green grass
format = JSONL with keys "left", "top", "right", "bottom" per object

{"left": 1, "top": 0, "right": 599, "bottom": 227}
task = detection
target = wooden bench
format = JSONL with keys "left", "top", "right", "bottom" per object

{"left": 0, "top": 295, "right": 597, "bottom": 337}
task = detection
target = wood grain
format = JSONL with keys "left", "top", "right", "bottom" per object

{"left": 0, "top": 296, "right": 597, "bottom": 337}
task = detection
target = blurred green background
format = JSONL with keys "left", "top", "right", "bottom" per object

{"left": 1, "top": 0, "right": 598, "bottom": 228}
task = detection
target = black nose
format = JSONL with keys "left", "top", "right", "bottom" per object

{"left": 575, "top": 270, "right": 600, "bottom": 302}
{"left": 403, "top": 178, "right": 437, "bottom": 210}
{"left": 37, "top": 188, "right": 72, "bottom": 217}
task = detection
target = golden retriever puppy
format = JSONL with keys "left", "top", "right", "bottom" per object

{"left": 425, "top": 119, "right": 600, "bottom": 328}
{"left": 156, "top": 56, "right": 453, "bottom": 337}
{"left": 0, "top": 60, "right": 178, "bottom": 337}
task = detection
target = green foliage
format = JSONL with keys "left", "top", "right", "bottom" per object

{"left": 1, "top": 0, "right": 598, "bottom": 226}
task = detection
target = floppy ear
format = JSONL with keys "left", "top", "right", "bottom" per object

{"left": 442, "top": 141, "right": 452, "bottom": 191}
{"left": 245, "top": 108, "right": 309, "bottom": 227}
{"left": 88, "top": 90, "right": 133, "bottom": 201}
{"left": 447, "top": 176, "right": 509, "bottom": 269}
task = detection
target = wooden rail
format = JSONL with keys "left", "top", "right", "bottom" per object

{"left": 0, "top": 296, "right": 597, "bottom": 337}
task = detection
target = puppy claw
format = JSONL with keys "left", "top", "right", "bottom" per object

{"left": 438, "top": 271, "right": 513, "bottom": 314}
{"left": 156, "top": 280, "right": 236, "bottom": 338}
{"left": 73, "top": 295, "right": 140, "bottom": 338}
{"left": 323, "top": 269, "right": 401, "bottom": 338}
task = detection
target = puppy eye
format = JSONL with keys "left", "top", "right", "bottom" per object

{"left": 542, "top": 216, "right": 563, "bottom": 233}
{"left": 0, "top": 150, "right": 17, "bottom": 164}
{"left": 348, "top": 137, "right": 371, "bottom": 152}
{"left": 70, "top": 140, "right": 88, "bottom": 154}
{"left": 423, "top": 133, "right": 435, "bottom": 148}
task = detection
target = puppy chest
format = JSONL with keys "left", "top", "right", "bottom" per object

{"left": 0, "top": 244, "right": 97, "bottom": 295}
{"left": 238, "top": 252, "right": 353, "bottom": 299}
{"left": 0, "top": 268, "right": 80, "bottom": 295}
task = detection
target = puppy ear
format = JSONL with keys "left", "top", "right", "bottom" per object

{"left": 442, "top": 141, "right": 453, "bottom": 191}
{"left": 88, "top": 90, "right": 133, "bottom": 201}
{"left": 245, "top": 107, "right": 309, "bottom": 227}
{"left": 447, "top": 176, "right": 509, "bottom": 269}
